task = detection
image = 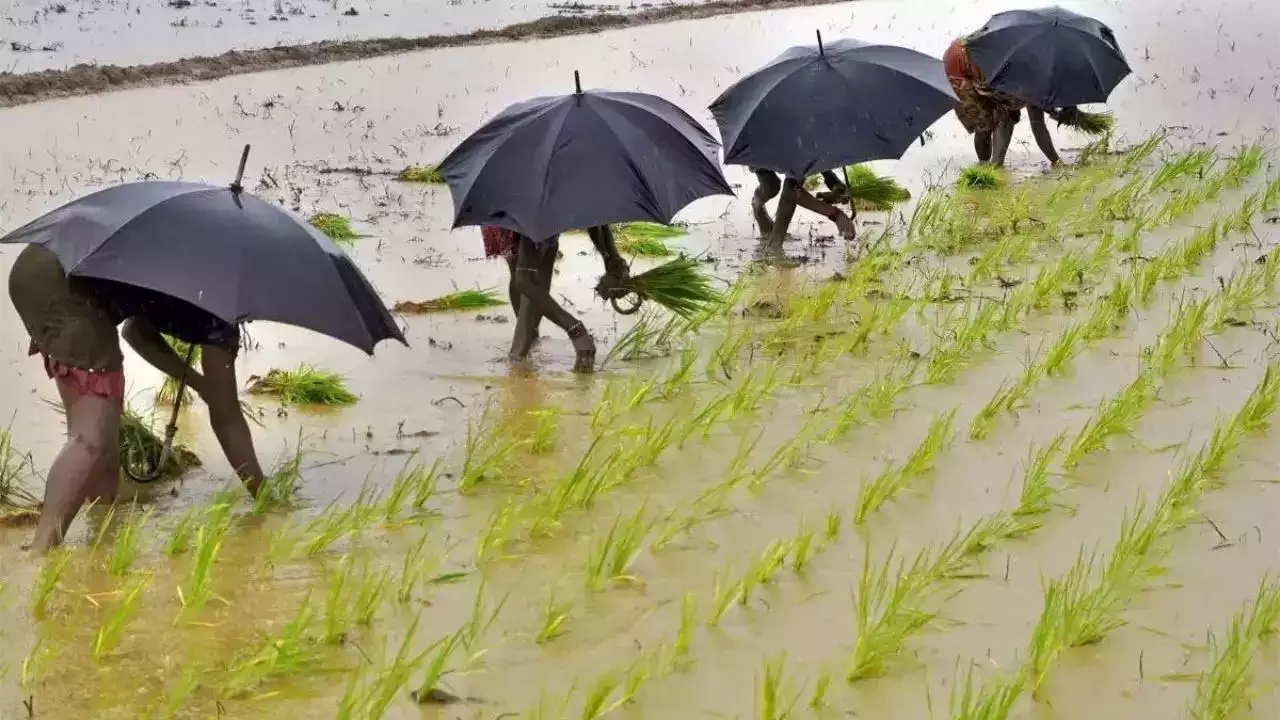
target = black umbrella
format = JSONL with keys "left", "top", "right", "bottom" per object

{"left": 438, "top": 71, "right": 734, "bottom": 243}
{"left": 709, "top": 31, "right": 958, "bottom": 179}
{"left": 0, "top": 147, "right": 406, "bottom": 356}
{"left": 964, "top": 6, "right": 1130, "bottom": 109}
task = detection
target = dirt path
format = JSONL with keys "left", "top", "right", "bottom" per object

{"left": 0, "top": 0, "right": 848, "bottom": 109}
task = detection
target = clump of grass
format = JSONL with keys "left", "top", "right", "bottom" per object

{"left": 957, "top": 164, "right": 1005, "bottom": 190}
{"left": 156, "top": 335, "right": 201, "bottom": 404}
{"left": 119, "top": 404, "right": 202, "bottom": 479}
{"left": 843, "top": 165, "right": 911, "bottom": 211}
{"left": 397, "top": 164, "right": 446, "bottom": 183}
{"left": 247, "top": 365, "right": 358, "bottom": 406}
{"left": 309, "top": 212, "right": 361, "bottom": 244}
{"left": 0, "top": 426, "right": 41, "bottom": 524}
{"left": 1055, "top": 109, "right": 1116, "bottom": 136}
{"left": 596, "top": 255, "right": 722, "bottom": 319}
{"left": 1188, "top": 578, "right": 1280, "bottom": 720}
{"left": 394, "top": 288, "right": 505, "bottom": 314}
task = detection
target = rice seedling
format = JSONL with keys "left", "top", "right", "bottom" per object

{"left": 1009, "top": 432, "right": 1068, "bottom": 533}
{"left": 393, "top": 287, "right": 505, "bottom": 314}
{"left": 707, "top": 566, "right": 745, "bottom": 627}
{"left": 613, "top": 222, "right": 684, "bottom": 256}
{"left": 1117, "top": 130, "right": 1166, "bottom": 174}
{"left": 536, "top": 591, "right": 571, "bottom": 643}
{"left": 91, "top": 576, "right": 150, "bottom": 661}
{"left": 119, "top": 402, "right": 202, "bottom": 478}
{"left": 854, "top": 410, "right": 956, "bottom": 524}
{"left": 584, "top": 505, "right": 651, "bottom": 589}
{"left": 1188, "top": 578, "right": 1280, "bottom": 720}
{"left": 107, "top": 505, "right": 151, "bottom": 575}
{"left": 176, "top": 510, "right": 232, "bottom": 622}
{"left": 847, "top": 545, "right": 938, "bottom": 680}
{"left": 409, "top": 631, "right": 468, "bottom": 704}
{"left": 756, "top": 653, "right": 802, "bottom": 720}
{"left": 1062, "top": 369, "right": 1158, "bottom": 469}
{"left": 309, "top": 211, "right": 361, "bottom": 244}
{"left": 338, "top": 613, "right": 425, "bottom": 719}
{"left": 0, "top": 425, "right": 40, "bottom": 522}
{"left": 254, "top": 440, "right": 308, "bottom": 512}
{"left": 247, "top": 364, "right": 358, "bottom": 405}
{"left": 164, "top": 504, "right": 201, "bottom": 556}
{"left": 739, "top": 539, "right": 794, "bottom": 605}
{"left": 957, "top": 164, "right": 1005, "bottom": 191}
{"left": 595, "top": 255, "right": 722, "bottom": 319}
{"left": 1055, "top": 108, "right": 1115, "bottom": 136}
{"left": 670, "top": 592, "right": 697, "bottom": 667}
{"left": 948, "top": 663, "right": 1024, "bottom": 720}
{"left": 843, "top": 164, "right": 912, "bottom": 211}
{"left": 354, "top": 565, "right": 391, "bottom": 627}
{"left": 31, "top": 547, "right": 72, "bottom": 619}
{"left": 396, "top": 163, "right": 446, "bottom": 183}
{"left": 224, "top": 597, "right": 330, "bottom": 697}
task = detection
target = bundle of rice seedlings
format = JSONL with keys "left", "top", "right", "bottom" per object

{"left": 119, "top": 405, "right": 202, "bottom": 479}
{"left": 156, "top": 335, "right": 202, "bottom": 404}
{"left": 394, "top": 288, "right": 505, "bottom": 314}
{"left": 247, "top": 365, "right": 359, "bottom": 406}
{"left": 595, "top": 255, "right": 721, "bottom": 319}
{"left": 1054, "top": 109, "right": 1115, "bottom": 137}
{"left": 843, "top": 165, "right": 912, "bottom": 211}
{"left": 957, "top": 164, "right": 1006, "bottom": 190}
{"left": 396, "top": 164, "right": 447, "bottom": 183}
{"left": 308, "top": 212, "right": 361, "bottom": 245}
{"left": 573, "top": 222, "right": 684, "bottom": 257}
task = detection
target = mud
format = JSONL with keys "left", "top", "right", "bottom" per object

{"left": 0, "top": 0, "right": 847, "bottom": 108}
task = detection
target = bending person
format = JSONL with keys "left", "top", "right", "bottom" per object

{"left": 751, "top": 168, "right": 856, "bottom": 249}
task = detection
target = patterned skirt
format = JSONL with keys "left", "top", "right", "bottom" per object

{"left": 481, "top": 226, "right": 518, "bottom": 259}
{"left": 943, "top": 39, "right": 1025, "bottom": 134}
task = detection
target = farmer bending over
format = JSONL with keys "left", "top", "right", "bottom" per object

{"left": 481, "top": 224, "right": 629, "bottom": 373}
{"left": 943, "top": 36, "right": 1070, "bottom": 167}
{"left": 751, "top": 168, "right": 856, "bottom": 249}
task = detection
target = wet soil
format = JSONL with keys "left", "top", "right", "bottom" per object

{"left": 0, "top": 0, "right": 847, "bottom": 108}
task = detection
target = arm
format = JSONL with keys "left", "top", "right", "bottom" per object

{"left": 587, "top": 225, "right": 629, "bottom": 279}
{"left": 199, "top": 345, "right": 264, "bottom": 495}
{"left": 121, "top": 316, "right": 206, "bottom": 395}
{"left": 1027, "top": 108, "right": 1061, "bottom": 165}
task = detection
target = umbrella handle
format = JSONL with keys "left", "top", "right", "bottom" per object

{"left": 123, "top": 347, "right": 194, "bottom": 483}
{"left": 610, "top": 294, "right": 644, "bottom": 315}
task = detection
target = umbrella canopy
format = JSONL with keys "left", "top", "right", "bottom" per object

{"left": 0, "top": 181, "right": 406, "bottom": 355}
{"left": 965, "top": 6, "right": 1130, "bottom": 109}
{"left": 709, "top": 32, "right": 958, "bottom": 179}
{"left": 438, "top": 73, "right": 734, "bottom": 243}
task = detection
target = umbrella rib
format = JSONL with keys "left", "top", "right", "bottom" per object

{"left": 535, "top": 102, "right": 577, "bottom": 238}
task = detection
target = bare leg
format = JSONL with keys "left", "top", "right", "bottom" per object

{"left": 765, "top": 178, "right": 802, "bottom": 249}
{"left": 509, "top": 235, "right": 596, "bottom": 372}
{"left": 30, "top": 383, "right": 121, "bottom": 552}
{"left": 504, "top": 253, "right": 520, "bottom": 317}
{"left": 795, "top": 186, "right": 857, "bottom": 241}
{"left": 1027, "top": 107, "right": 1060, "bottom": 165}
{"left": 974, "top": 131, "right": 993, "bottom": 163}
{"left": 751, "top": 169, "right": 781, "bottom": 236}
{"left": 991, "top": 118, "right": 1015, "bottom": 167}
{"left": 201, "top": 346, "right": 264, "bottom": 496}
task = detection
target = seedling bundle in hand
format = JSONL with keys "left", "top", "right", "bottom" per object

{"left": 596, "top": 255, "right": 722, "bottom": 319}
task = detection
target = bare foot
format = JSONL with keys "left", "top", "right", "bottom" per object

{"left": 833, "top": 212, "right": 857, "bottom": 241}
{"left": 571, "top": 332, "right": 597, "bottom": 373}
{"left": 752, "top": 200, "right": 774, "bottom": 236}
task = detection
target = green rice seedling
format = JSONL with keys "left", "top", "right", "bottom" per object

{"left": 224, "top": 597, "right": 329, "bottom": 697}
{"left": 809, "top": 667, "right": 832, "bottom": 709}
{"left": 740, "top": 540, "right": 794, "bottom": 605}
{"left": 1222, "top": 142, "right": 1265, "bottom": 189}
{"left": 150, "top": 665, "right": 201, "bottom": 720}
{"left": 247, "top": 364, "right": 358, "bottom": 405}
{"left": 458, "top": 412, "right": 526, "bottom": 492}
{"left": 176, "top": 513, "right": 232, "bottom": 622}
{"left": 0, "top": 425, "right": 40, "bottom": 520}
{"left": 1026, "top": 571, "right": 1070, "bottom": 697}
{"left": 585, "top": 505, "right": 651, "bottom": 589}
{"left": 1117, "top": 130, "right": 1166, "bottom": 174}
{"left": 107, "top": 505, "right": 151, "bottom": 575}
{"left": 354, "top": 565, "right": 391, "bottom": 627}
{"left": 843, "top": 165, "right": 912, "bottom": 211}
{"left": 1062, "top": 370, "right": 1158, "bottom": 469}
{"left": 948, "top": 664, "right": 1024, "bottom": 720}
{"left": 957, "top": 164, "right": 1005, "bottom": 191}
{"left": 756, "top": 653, "right": 802, "bottom": 720}
{"left": 1188, "top": 579, "right": 1280, "bottom": 720}
{"left": 309, "top": 211, "right": 361, "bottom": 244}
{"left": 408, "top": 630, "right": 465, "bottom": 705}
{"left": 155, "top": 335, "right": 201, "bottom": 404}
{"left": 339, "top": 613, "right": 426, "bottom": 719}
{"left": 1055, "top": 109, "right": 1115, "bottom": 136}
{"left": 708, "top": 566, "right": 744, "bottom": 627}
{"left": 164, "top": 505, "right": 201, "bottom": 556}
{"left": 596, "top": 255, "right": 722, "bottom": 319}
{"left": 254, "top": 439, "right": 307, "bottom": 513}
{"left": 536, "top": 591, "right": 571, "bottom": 644}
{"left": 31, "top": 547, "right": 72, "bottom": 619}
{"left": 847, "top": 545, "right": 937, "bottom": 680}
{"left": 969, "top": 379, "right": 1014, "bottom": 441}
{"left": 91, "top": 576, "right": 150, "bottom": 661}
{"left": 671, "top": 592, "right": 697, "bottom": 667}
{"left": 397, "top": 164, "right": 446, "bottom": 183}
{"left": 1010, "top": 433, "right": 1068, "bottom": 534}
{"left": 1148, "top": 147, "right": 1217, "bottom": 194}
{"left": 1052, "top": 548, "right": 1128, "bottom": 649}
{"left": 617, "top": 234, "right": 675, "bottom": 257}
{"left": 790, "top": 529, "right": 817, "bottom": 575}
{"left": 1075, "top": 131, "right": 1113, "bottom": 165}
{"left": 322, "top": 555, "right": 356, "bottom": 644}
{"left": 1041, "top": 321, "right": 1087, "bottom": 377}
{"left": 603, "top": 310, "right": 684, "bottom": 363}
{"left": 854, "top": 410, "right": 956, "bottom": 524}
{"left": 474, "top": 500, "right": 518, "bottom": 564}
{"left": 393, "top": 532, "right": 434, "bottom": 604}
{"left": 1147, "top": 293, "right": 1216, "bottom": 374}
{"left": 394, "top": 287, "right": 505, "bottom": 314}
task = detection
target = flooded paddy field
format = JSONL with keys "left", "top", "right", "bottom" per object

{"left": 3, "top": 0, "right": 1280, "bottom": 717}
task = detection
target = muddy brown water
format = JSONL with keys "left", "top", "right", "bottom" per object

{"left": 1, "top": 0, "right": 1280, "bottom": 717}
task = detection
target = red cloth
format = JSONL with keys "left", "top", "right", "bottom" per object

{"left": 481, "top": 226, "right": 517, "bottom": 259}
{"left": 29, "top": 341, "right": 125, "bottom": 402}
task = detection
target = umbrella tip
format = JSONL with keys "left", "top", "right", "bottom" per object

{"left": 231, "top": 143, "right": 251, "bottom": 194}
{"left": 574, "top": 70, "right": 582, "bottom": 94}
{"left": 816, "top": 29, "right": 824, "bottom": 56}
